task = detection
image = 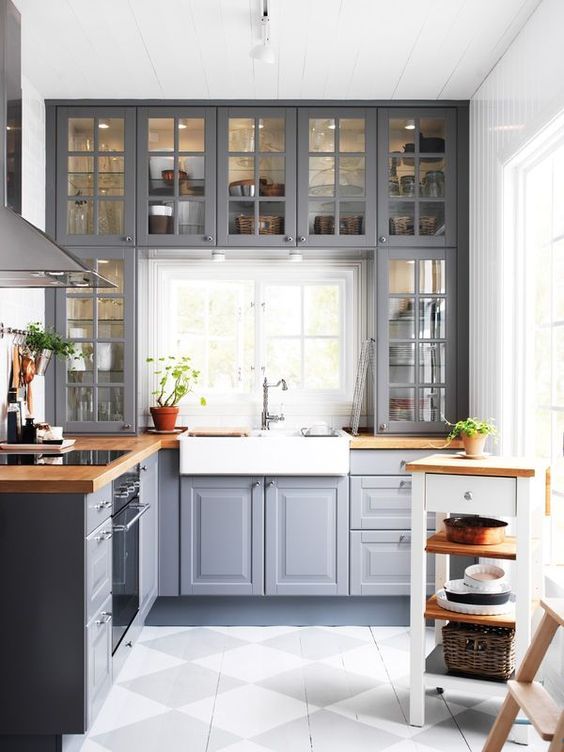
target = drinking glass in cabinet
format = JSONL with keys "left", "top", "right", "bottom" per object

{"left": 389, "top": 298, "right": 415, "bottom": 339}
{"left": 259, "top": 156, "right": 285, "bottom": 196}
{"left": 148, "top": 156, "right": 174, "bottom": 195}
{"left": 389, "top": 118, "right": 415, "bottom": 153}
{"left": 389, "top": 343, "right": 415, "bottom": 382}
{"left": 97, "top": 387, "right": 124, "bottom": 422}
{"left": 68, "top": 343, "right": 94, "bottom": 384}
{"left": 258, "top": 202, "right": 285, "bottom": 235}
{"left": 67, "top": 298, "right": 94, "bottom": 339}
{"left": 339, "top": 119, "right": 365, "bottom": 152}
{"left": 258, "top": 118, "right": 285, "bottom": 152}
{"left": 178, "top": 118, "right": 205, "bottom": 152}
{"left": 389, "top": 202, "right": 415, "bottom": 236}
{"left": 419, "top": 202, "right": 445, "bottom": 236}
{"left": 309, "top": 156, "right": 335, "bottom": 196}
{"left": 67, "top": 387, "right": 94, "bottom": 422}
{"left": 68, "top": 118, "right": 94, "bottom": 151}
{"left": 388, "top": 157, "right": 401, "bottom": 196}
{"left": 98, "top": 156, "right": 124, "bottom": 195}
{"left": 339, "top": 157, "right": 365, "bottom": 196}
{"left": 389, "top": 387, "right": 416, "bottom": 422}
{"left": 419, "top": 298, "right": 445, "bottom": 339}
{"left": 178, "top": 201, "right": 205, "bottom": 235}
{"left": 389, "top": 259, "right": 415, "bottom": 294}
{"left": 148, "top": 118, "right": 174, "bottom": 151}
{"left": 67, "top": 199, "right": 93, "bottom": 235}
{"left": 67, "top": 157, "right": 94, "bottom": 196}
{"left": 419, "top": 259, "right": 445, "bottom": 293}
{"left": 97, "top": 298, "right": 124, "bottom": 338}
{"left": 97, "top": 119, "right": 124, "bottom": 152}
{"left": 178, "top": 156, "right": 205, "bottom": 196}
{"left": 420, "top": 158, "right": 445, "bottom": 198}
{"left": 308, "top": 201, "right": 335, "bottom": 235}
{"left": 97, "top": 343, "right": 124, "bottom": 383}
{"left": 229, "top": 118, "right": 255, "bottom": 152}
{"left": 309, "top": 119, "right": 335, "bottom": 152}
{"left": 419, "top": 387, "right": 445, "bottom": 422}
{"left": 229, "top": 157, "right": 255, "bottom": 193}
{"left": 98, "top": 200, "right": 124, "bottom": 235}
{"left": 419, "top": 342, "right": 446, "bottom": 383}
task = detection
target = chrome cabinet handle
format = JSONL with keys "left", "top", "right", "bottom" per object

{"left": 205, "top": 235, "right": 214, "bottom": 242}
{"left": 464, "top": 491, "right": 473, "bottom": 501}
{"left": 399, "top": 533, "right": 411, "bottom": 544}
{"left": 379, "top": 236, "right": 387, "bottom": 243}
{"left": 125, "top": 236, "right": 133, "bottom": 243}
{"left": 399, "top": 480, "right": 412, "bottom": 490}
{"left": 113, "top": 503, "right": 150, "bottom": 532}
{"left": 93, "top": 500, "right": 111, "bottom": 511}
{"left": 268, "top": 481, "right": 276, "bottom": 487}
{"left": 95, "top": 611, "right": 112, "bottom": 626}
{"left": 94, "top": 530, "right": 112, "bottom": 542}
{"left": 253, "top": 481, "right": 261, "bottom": 487}
{"left": 400, "top": 460, "right": 407, "bottom": 470}
{"left": 123, "top": 424, "right": 132, "bottom": 430}
{"left": 141, "top": 465, "right": 148, "bottom": 472}
{"left": 285, "top": 236, "right": 294, "bottom": 242}
{"left": 298, "top": 236, "right": 306, "bottom": 243}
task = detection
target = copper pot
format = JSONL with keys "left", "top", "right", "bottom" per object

{"left": 444, "top": 516, "right": 507, "bottom": 545}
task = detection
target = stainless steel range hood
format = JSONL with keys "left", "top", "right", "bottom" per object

{"left": 0, "top": 0, "right": 115, "bottom": 289}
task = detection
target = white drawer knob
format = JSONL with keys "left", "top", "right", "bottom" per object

{"left": 464, "top": 491, "right": 473, "bottom": 501}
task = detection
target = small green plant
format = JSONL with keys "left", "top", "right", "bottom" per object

{"left": 446, "top": 417, "right": 498, "bottom": 442}
{"left": 147, "top": 355, "right": 206, "bottom": 408}
{"left": 25, "top": 322, "right": 76, "bottom": 359}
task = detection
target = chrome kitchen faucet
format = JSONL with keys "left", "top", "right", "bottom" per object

{"left": 261, "top": 376, "right": 288, "bottom": 430}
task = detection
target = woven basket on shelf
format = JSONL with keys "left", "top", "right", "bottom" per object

{"left": 314, "top": 215, "right": 335, "bottom": 235}
{"left": 442, "top": 622, "right": 515, "bottom": 681}
{"left": 313, "top": 215, "right": 363, "bottom": 236}
{"left": 419, "top": 215, "right": 439, "bottom": 235}
{"left": 389, "top": 215, "right": 414, "bottom": 235}
{"left": 234, "top": 214, "right": 283, "bottom": 235}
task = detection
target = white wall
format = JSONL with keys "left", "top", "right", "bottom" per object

{"left": 469, "top": 0, "right": 564, "bottom": 440}
{"left": 0, "top": 75, "right": 45, "bottom": 434}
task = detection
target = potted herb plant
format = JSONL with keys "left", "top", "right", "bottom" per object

{"left": 147, "top": 355, "right": 206, "bottom": 432}
{"left": 25, "top": 322, "right": 76, "bottom": 376}
{"left": 446, "top": 417, "right": 497, "bottom": 457}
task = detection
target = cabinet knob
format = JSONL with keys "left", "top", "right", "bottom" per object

{"left": 298, "top": 236, "right": 306, "bottom": 243}
{"left": 123, "top": 424, "right": 132, "bottom": 430}
{"left": 464, "top": 491, "right": 473, "bottom": 501}
{"left": 141, "top": 465, "right": 148, "bottom": 472}
{"left": 125, "top": 236, "right": 133, "bottom": 243}
{"left": 379, "top": 423, "right": 388, "bottom": 431}
{"left": 253, "top": 481, "right": 261, "bottom": 487}
{"left": 378, "top": 236, "right": 387, "bottom": 243}
{"left": 285, "top": 236, "right": 294, "bottom": 242}
{"left": 268, "top": 480, "right": 276, "bottom": 487}
{"left": 205, "top": 235, "right": 214, "bottom": 242}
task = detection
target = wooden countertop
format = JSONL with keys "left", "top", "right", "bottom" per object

{"left": 348, "top": 434, "right": 461, "bottom": 450}
{"left": 406, "top": 453, "right": 549, "bottom": 478}
{"left": 0, "top": 434, "right": 174, "bottom": 494}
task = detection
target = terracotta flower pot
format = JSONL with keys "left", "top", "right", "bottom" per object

{"left": 150, "top": 406, "right": 179, "bottom": 432}
{"left": 461, "top": 433, "right": 487, "bottom": 457}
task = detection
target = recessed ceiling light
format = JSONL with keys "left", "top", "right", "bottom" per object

{"left": 98, "top": 259, "right": 109, "bottom": 264}
{"left": 404, "top": 119, "right": 416, "bottom": 131}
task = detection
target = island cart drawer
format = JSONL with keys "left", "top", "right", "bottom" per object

{"left": 425, "top": 474, "right": 516, "bottom": 517}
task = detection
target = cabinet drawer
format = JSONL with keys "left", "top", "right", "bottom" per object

{"left": 86, "top": 486, "right": 113, "bottom": 535}
{"left": 86, "top": 519, "right": 112, "bottom": 623}
{"left": 350, "top": 475, "right": 411, "bottom": 529}
{"left": 425, "top": 474, "right": 516, "bottom": 516}
{"left": 350, "top": 449, "right": 455, "bottom": 476}
{"left": 86, "top": 594, "right": 112, "bottom": 728}
{"left": 350, "top": 530, "right": 434, "bottom": 596}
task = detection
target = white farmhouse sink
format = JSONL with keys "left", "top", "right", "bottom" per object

{"left": 179, "top": 429, "right": 350, "bottom": 475}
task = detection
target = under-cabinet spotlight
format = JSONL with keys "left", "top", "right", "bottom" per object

{"left": 289, "top": 250, "right": 303, "bottom": 262}
{"left": 327, "top": 123, "right": 336, "bottom": 130}
{"left": 404, "top": 119, "right": 416, "bottom": 130}
{"left": 251, "top": 0, "right": 275, "bottom": 65}
{"left": 211, "top": 250, "right": 226, "bottom": 262}
{"left": 98, "top": 120, "right": 110, "bottom": 129}
{"left": 178, "top": 123, "right": 187, "bottom": 129}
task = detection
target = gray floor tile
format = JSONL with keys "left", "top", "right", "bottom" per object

{"left": 259, "top": 662, "right": 379, "bottom": 707}
{"left": 119, "top": 661, "right": 242, "bottom": 707}
{"left": 410, "top": 716, "right": 472, "bottom": 752}
{"left": 452, "top": 708, "right": 547, "bottom": 752}
{"left": 142, "top": 627, "right": 248, "bottom": 661}
{"left": 250, "top": 714, "right": 313, "bottom": 752}
{"left": 307, "top": 709, "right": 404, "bottom": 751}
{"left": 92, "top": 709, "right": 239, "bottom": 752}
{"left": 261, "top": 627, "right": 367, "bottom": 660}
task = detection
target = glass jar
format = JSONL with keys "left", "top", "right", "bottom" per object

{"left": 423, "top": 171, "right": 444, "bottom": 198}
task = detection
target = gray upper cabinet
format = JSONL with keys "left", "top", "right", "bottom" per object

{"left": 137, "top": 107, "right": 216, "bottom": 246}
{"left": 54, "top": 247, "right": 136, "bottom": 433}
{"left": 297, "top": 108, "right": 376, "bottom": 247}
{"left": 217, "top": 107, "right": 297, "bottom": 247}
{"left": 56, "top": 107, "right": 136, "bottom": 247}
{"left": 265, "top": 476, "right": 349, "bottom": 595}
{"left": 377, "top": 108, "right": 457, "bottom": 247}
{"left": 180, "top": 476, "right": 264, "bottom": 595}
{"left": 376, "top": 247, "right": 456, "bottom": 433}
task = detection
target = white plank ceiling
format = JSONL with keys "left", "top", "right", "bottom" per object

{"left": 14, "top": 0, "right": 541, "bottom": 100}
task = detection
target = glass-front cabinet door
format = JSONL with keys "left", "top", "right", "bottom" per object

{"left": 297, "top": 109, "right": 376, "bottom": 247}
{"left": 377, "top": 249, "right": 456, "bottom": 433}
{"left": 377, "top": 109, "right": 456, "bottom": 247}
{"left": 217, "top": 108, "right": 296, "bottom": 246}
{"left": 54, "top": 248, "right": 136, "bottom": 433}
{"left": 137, "top": 108, "right": 216, "bottom": 246}
{"left": 56, "top": 108, "right": 136, "bottom": 246}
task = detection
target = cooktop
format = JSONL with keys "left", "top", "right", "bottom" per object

{"left": 0, "top": 449, "right": 131, "bottom": 466}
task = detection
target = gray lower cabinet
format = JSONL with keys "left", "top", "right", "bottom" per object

{"left": 140, "top": 453, "right": 159, "bottom": 612}
{"left": 180, "top": 476, "right": 264, "bottom": 595}
{"left": 86, "top": 594, "right": 112, "bottom": 728}
{"left": 85, "top": 518, "right": 112, "bottom": 623}
{"left": 350, "top": 530, "right": 434, "bottom": 596}
{"left": 265, "top": 476, "right": 349, "bottom": 595}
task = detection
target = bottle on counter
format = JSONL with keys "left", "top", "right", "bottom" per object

{"left": 7, "top": 388, "right": 22, "bottom": 443}
{"left": 21, "top": 417, "right": 37, "bottom": 444}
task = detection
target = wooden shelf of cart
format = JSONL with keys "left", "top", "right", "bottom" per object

{"left": 406, "top": 453, "right": 549, "bottom": 741}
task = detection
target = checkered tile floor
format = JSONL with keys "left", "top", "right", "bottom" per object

{"left": 77, "top": 626, "right": 547, "bottom": 752}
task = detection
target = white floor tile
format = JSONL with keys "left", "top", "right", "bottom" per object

{"left": 88, "top": 685, "right": 168, "bottom": 736}
{"left": 215, "top": 741, "right": 277, "bottom": 752}
{"left": 114, "top": 643, "right": 187, "bottom": 682}
{"left": 137, "top": 625, "right": 196, "bottom": 643}
{"left": 320, "top": 643, "right": 390, "bottom": 681}
{"left": 207, "top": 625, "right": 301, "bottom": 643}
{"left": 194, "top": 643, "right": 310, "bottom": 682}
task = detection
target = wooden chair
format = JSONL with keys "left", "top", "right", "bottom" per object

{"left": 483, "top": 599, "right": 564, "bottom": 752}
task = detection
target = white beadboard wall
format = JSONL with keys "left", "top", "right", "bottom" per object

{"left": 469, "top": 0, "right": 564, "bottom": 449}
{"left": 0, "top": 75, "right": 46, "bottom": 434}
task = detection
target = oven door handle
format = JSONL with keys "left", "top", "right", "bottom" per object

{"left": 112, "top": 503, "right": 150, "bottom": 533}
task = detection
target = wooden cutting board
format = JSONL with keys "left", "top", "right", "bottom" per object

{"left": 186, "top": 427, "right": 251, "bottom": 437}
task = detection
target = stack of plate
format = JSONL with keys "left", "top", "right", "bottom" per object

{"left": 436, "top": 564, "right": 514, "bottom": 616}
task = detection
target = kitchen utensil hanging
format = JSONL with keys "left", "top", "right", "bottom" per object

{"left": 349, "top": 338, "right": 375, "bottom": 436}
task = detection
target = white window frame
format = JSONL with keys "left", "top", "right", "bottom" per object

{"left": 143, "top": 258, "right": 366, "bottom": 417}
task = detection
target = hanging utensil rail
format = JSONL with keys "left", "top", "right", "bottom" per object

{"left": 0, "top": 322, "right": 30, "bottom": 343}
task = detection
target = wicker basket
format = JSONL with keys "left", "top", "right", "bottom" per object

{"left": 234, "top": 214, "right": 283, "bottom": 235}
{"left": 314, "top": 215, "right": 363, "bottom": 236}
{"left": 260, "top": 182, "right": 285, "bottom": 197}
{"left": 314, "top": 215, "right": 335, "bottom": 235}
{"left": 419, "top": 215, "right": 439, "bottom": 235}
{"left": 389, "top": 215, "right": 414, "bottom": 235}
{"left": 442, "top": 622, "right": 515, "bottom": 681}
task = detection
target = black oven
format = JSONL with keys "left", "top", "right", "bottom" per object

{"left": 111, "top": 464, "right": 149, "bottom": 653}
